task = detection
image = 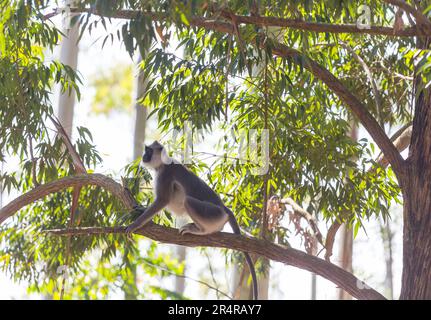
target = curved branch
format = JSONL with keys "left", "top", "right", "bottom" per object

{"left": 0, "top": 174, "right": 385, "bottom": 300}
{"left": 324, "top": 221, "right": 342, "bottom": 262}
{"left": 0, "top": 174, "right": 137, "bottom": 225}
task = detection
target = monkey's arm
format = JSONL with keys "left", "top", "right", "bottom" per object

{"left": 125, "top": 198, "right": 169, "bottom": 234}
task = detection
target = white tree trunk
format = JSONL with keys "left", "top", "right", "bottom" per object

{"left": 122, "top": 51, "right": 150, "bottom": 299}
{"left": 337, "top": 223, "right": 353, "bottom": 299}
{"left": 310, "top": 241, "right": 317, "bottom": 300}
{"left": 380, "top": 218, "right": 394, "bottom": 299}
{"left": 57, "top": 1, "right": 79, "bottom": 137}
{"left": 174, "top": 217, "right": 187, "bottom": 295}
{"left": 133, "top": 54, "right": 148, "bottom": 159}
{"left": 337, "top": 124, "right": 357, "bottom": 300}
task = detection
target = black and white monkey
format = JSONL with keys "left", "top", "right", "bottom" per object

{"left": 125, "top": 141, "right": 258, "bottom": 300}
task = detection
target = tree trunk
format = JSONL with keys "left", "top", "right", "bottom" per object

{"left": 232, "top": 265, "right": 250, "bottom": 299}
{"left": 380, "top": 218, "right": 394, "bottom": 299}
{"left": 232, "top": 260, "right": 269, "bottom": 299}
{"left": 337, "top": 223, "right": 353, "bottom": 300}
{"left": 311, "top": 273, "right": 317, "bottom": 300}
{"left": 338, "top": 124, "right": 357, "bottom": 300}
{"left": 400, "top": 36, "right": 431, "bottom": 300}
{"left": 57, "top": 1, "right": 79, "bottom": 137}
{"left": 121, "top": 54, "right": 150, "bottom": 300}
{"left": 174, "top": 217, "right": 187, "bottom": 295}
{"left": 132, "top": 54, "right": 148, "bottom": 160}
{"left": 310, "top": 238, "right": 317, "bottom": 299}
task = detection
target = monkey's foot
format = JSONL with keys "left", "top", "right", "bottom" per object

{"left": 179, "top": 223, "right": 202, "bottom": 235}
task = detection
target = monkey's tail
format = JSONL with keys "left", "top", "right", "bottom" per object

{"left": 224, "top": 206, "right": 258, "bottom": 300}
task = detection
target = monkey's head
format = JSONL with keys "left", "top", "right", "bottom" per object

{"left": 142, "top": 141, "right": 170, "bottom": 169}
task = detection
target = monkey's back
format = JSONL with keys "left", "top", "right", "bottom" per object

{"left": 163, "top": 163, "right": 224, "bottom": 206}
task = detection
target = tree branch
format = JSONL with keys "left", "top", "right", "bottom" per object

{"left": 217, "top": 9, "right": 426, "bottom": 37}
{"left": 376, "top": 125, "right": 412, "bottom": 168}
{"left": 0, "top": 174, "right": 137, "bottom": 225}
{"left": 280, "top": 197, "right": 325, "bottom": 248}
{"left": 44, "top": 7, "right": 428, "bottom": 37}
{"left": 44, "top": 225, "right": 385, "bottom": 300}
{"left": 324, "top": 221, "right": 342, "bottom": 262}
{"left": 339, "top": 42, "right": 382, "bottom": 122}
{"left": 0, "top": 173, "right": 385, "bottom": 300}
{"left": 382, "top": 0, "right": 431, "bottom": 31}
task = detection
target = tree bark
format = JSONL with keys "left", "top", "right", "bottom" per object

{"left": 400, "top": 36, "right": 431, "bottom": 300}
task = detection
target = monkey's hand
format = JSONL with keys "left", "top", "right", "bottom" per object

{"left": 122, "top": 205, "right": 147, "bottom": 237}
{"left": 119, "top": 205, "right": 146, "bottom": 224}
{"left": 130, "top": 204, "right": 146, "bottom": 216}
{"left": 125, "top": 219, "right": 143, "bottom": 235}
{"left": 124, "top": 200, "right": 164, "bottom": 236}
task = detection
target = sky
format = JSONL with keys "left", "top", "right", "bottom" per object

{"left": 0, "top": 9, "right": 405, "bottom": 300}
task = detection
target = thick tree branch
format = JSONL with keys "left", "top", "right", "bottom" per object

{"left": 376, "top": 125, "right": 412, "bottom": 168}
{"left": 44, "top": 225, "right": 385, "bottom": 300}
{"left": 0, "top": 174, "right": 137, "bottom": 225}
{"left": 0, "top": 173, "right": 385, "bottom": 300}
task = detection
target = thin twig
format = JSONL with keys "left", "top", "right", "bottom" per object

{"left": 142, "top": 259, "right": 232, "bottom": 300}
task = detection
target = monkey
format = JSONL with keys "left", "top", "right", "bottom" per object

{"left": 125, "top": 140, "right": 258, "bottom": 300}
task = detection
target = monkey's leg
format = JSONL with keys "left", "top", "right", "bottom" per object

{"left": 179, "top": 223, "right": 203, "bottom": 235}
{"left": 182, "top": 196, "right": 228, "bottom": 235}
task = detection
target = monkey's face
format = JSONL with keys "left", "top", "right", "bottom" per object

{"left": 142, "top": 141, "right": 168, "bottom": 169}
{"left": 142, "top": 145, "right": 154, "bottom": 163}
